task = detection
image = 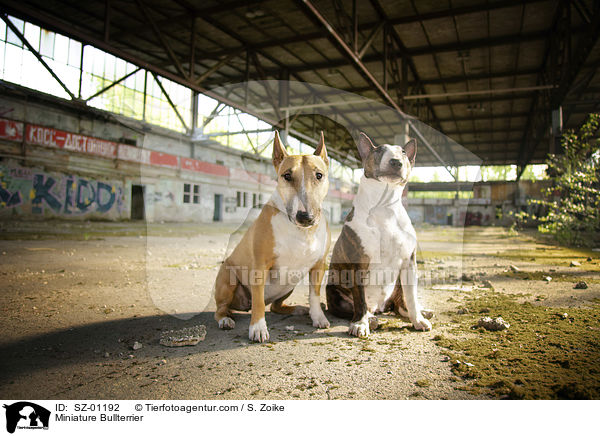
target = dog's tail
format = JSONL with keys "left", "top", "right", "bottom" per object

{"left": 325, "top": 284, "right": 354, "bottom": 320}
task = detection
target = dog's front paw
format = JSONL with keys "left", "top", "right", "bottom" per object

{"left": 412, "top": 315, "right": 432, "bottom": 331}
{"left": 249, "top": 318, "right": 269, "bottom": 342}
{"left": 311, "top": 311, "right": 330, "bottom": 329}
{"left": 218, "top": 317, "right": 235, "bottom": 329}
{"left": 348, "top": 320, "right": 370, "bottom": 338}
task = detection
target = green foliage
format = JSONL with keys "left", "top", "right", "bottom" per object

{"left": 532, "top": 113, "right": 600, "bottom": 247}
{"left": 480, "top": 165, "right": 516, "bottom": 181}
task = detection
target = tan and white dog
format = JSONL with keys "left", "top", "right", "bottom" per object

{"left": 326, "top": 132, "right": 432, "bottom": 337}
{"left": 214, "top": 131, "right": 331, "bottom": 342}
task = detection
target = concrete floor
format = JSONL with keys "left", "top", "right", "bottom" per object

{"left": 0, "top": 220, "right": 598, "bottom": 400}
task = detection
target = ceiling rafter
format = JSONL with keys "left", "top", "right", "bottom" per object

{"left": 517, "top": 0, "right": 600, "bottom": 178}
{"left": 1, "top": 0, "right": 598, "bottom": 168}
{"left": 205, "top": 0, "right": 549, "bottom": 58}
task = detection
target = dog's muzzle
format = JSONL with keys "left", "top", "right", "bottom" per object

{"left": 295, "top": 211, "right": 316, "bottom": 227}
{"left": 389, "top": 158, "right": 402, "bottom": 168}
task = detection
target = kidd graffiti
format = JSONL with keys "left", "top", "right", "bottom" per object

{"left": 0, "top": 164, "right": 128, "bottom": 219}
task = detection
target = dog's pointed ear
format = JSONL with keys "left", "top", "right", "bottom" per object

{"left": 404, "top": 138, "right": 417, "bottom": 165}
{"left": 357, "top": 132, "right": 376, "bottom": 162}
{"left": 272, "top": 131, "right": 288, "bottom": 169}
{"left": 313, "top": 131, "right": 328, "bottom": 166}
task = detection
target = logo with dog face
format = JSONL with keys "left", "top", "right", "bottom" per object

{"left": 3, "top": 402, "right": 50, "bottom": 433}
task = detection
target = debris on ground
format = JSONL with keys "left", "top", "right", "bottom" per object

{"left": 480, "top": 280, "right": 494, "bottom": 289}
{"left": 415, "top": 379, "right": 431, "bottom": 387}
{"left": 544, "top": 276, "right": 552, "bottom": 282}
{"left": 285, "top": 325, "right": 295, "bottom": 331}
{"left": 476, "top": 316, "right": 510, "bottom": 331}
{"left": 560, "top": 313, "right": 569, "bottom": 320}
{"left": 574, "top": 281, "right": 588, "bottom": 290}
{"left": 131, "top": 341, "right": 142, "bottom": 350}
{"left": 570, "top": 261, "right": 581, "bottom": 267}
{"left": 160, "top": 325, "right": 207, "bottom": 347}
{"left": 509, "top": 265, "right": 521, "bottom": 272}
{"left": 421, "top": 309, "right": 434, "bottom": 319}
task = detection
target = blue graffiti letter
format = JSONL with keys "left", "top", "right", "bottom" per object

{"left": 0, "top": 185, "right": 22, "bottom": 208}
{"left": 32, "top": 174, "right": 61, "bottom": 214}
{"left": 96, "top": 182, "right": 115, "bottom": 213}
{"left": 76, "top": 179, "right": 96, "bottom": 211}
{"left": 63, "top": 178, "right": 74, "bottom": 214}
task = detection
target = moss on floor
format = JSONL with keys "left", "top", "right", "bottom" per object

{"left": 434, "top": 289, "right": 600, "bottom": 399}
{"left": 495, "top": 247, "right": 600, "bottom": 270}
{"left": 418, "top": 250, "right": 460, "bottom": 260}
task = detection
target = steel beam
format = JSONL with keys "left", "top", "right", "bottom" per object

{"left": 134, "top": 0, "right": 188, "bottom": 80}
{"left": 84, "top": 67, "right": 141, "bottom": 102}
{"left": 442, "top": 127, "right": 525, "bottom": 135}
{"left": 357, "top": 21, "right": 384, "bottom": 60}
{"left": 0, "top": 1, "right": 282, "bottom": 126}
{"left": 298, "top": 0, "right": 453, "bottom": 177}
{"left": 188, "top": 17, "right": 195, "bottom": 80}
{"left": 404, "top": 85, "right": 555, "bottom": 100}
{"left": 151, "top": 72, "right": 189, "bottom": 132}
{"left": 195, "top": 52, "right": 242, "bottom": 85}
{"left": 204, "top": 128, "right": 273, "bottom": 137}
{"left": 206, "top": 0, "right": 548, "bottom": 59}
{"left": 202, "top": 65, "right": 541, "bottom": 90}
{"left": 111, "top": 0, "right": 265, "bottom": 41}
{"left": 205, "top": 29, "right": 570, "bottom": 78}
{"left": 518, "top": 1, "right": 600, "bottom": 179}
{"left": 1, "top": 14, "right": 76, "bottom": 100}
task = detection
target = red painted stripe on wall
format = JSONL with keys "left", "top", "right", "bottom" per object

{"left": 0, "top": 118, "right": 289, "bottom": 184}
{"left": 150, "top": 152, "right": 179, "bottom": 168}
{"left": 25, "top": 124, "right": 118, "bottom": 158}
{"left": 0, "top": 118, "right": 23, "bottom": 141}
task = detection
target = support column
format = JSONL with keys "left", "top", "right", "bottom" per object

{"left": 191, "top": 91, "right": 200, "bottom": 139}
{"left": 550, "top": 106, "right": 562, "bottom": 154}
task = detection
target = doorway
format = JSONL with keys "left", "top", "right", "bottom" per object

{"left": 131, "top": 185, "right": 145, "bottom": 220}
{"left": 213, "top": 194, "right": 223, "bottom": 221}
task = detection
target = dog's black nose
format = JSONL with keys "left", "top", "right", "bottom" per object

{"left": 389, "top": 158, "right": 402, "bottom": 168}
{"left": 296, "top": 211, "right": 314, "bottom": 225}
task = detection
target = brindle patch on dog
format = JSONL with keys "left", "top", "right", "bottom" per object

{"left": 326, "top": 224, "right": 370, "bottom": 323}
{"left": 345, "top": 207, "right": 354, "bottom": 223}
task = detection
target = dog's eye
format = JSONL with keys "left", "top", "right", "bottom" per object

{"left": 316, "top": 172, "right": 323, "bottom": 180}
{"left": 283, "top": 173, "right": 292, "bottom": 181}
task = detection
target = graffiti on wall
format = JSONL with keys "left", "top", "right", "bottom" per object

{"left": 0, "top": 164, "right": 127, "bottom": 219}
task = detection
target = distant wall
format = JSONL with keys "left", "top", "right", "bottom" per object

{"left": 406, "top": 180, "right": 551, "bottom": 227}
{"left": 0, "top": 90, "right": 354, "bottom": 223}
